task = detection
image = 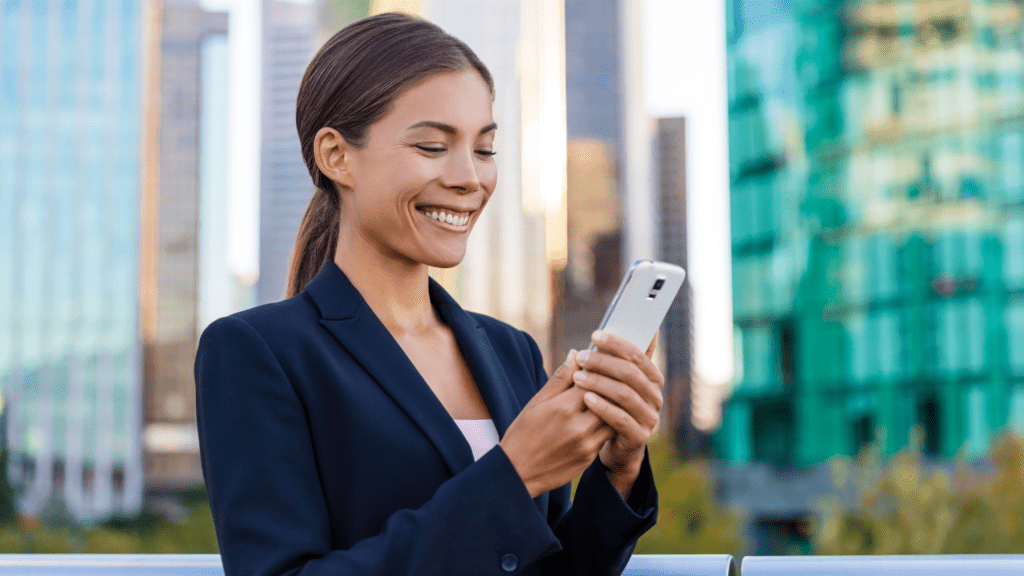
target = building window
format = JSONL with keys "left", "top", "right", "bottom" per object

{"left": 917, "top": 395, "right": 942, "bottom": 456}
{"left": 21, "top": 457, "right": 35, "bottom": 486}
{"left": 51, "top": 460, "right": 65, "bottom": 485}
{"left": 852, "top": 414, "right": 874, "bottom": 455}
{"left": 752, "top": 400, "right": 795, "bottom": 463}
{"left": 112, "top": 465, "right": 125, "bottom": 494}
{"left": 779, "top": 320, "right": 796, "bottom": 387}
{"left": 82, "top": 464, "right": 95, "bottom": 492}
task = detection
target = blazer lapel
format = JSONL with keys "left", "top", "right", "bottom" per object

{"left": 427, "top": 277, "right": 523, "bottom": 440}
{"left": 303, "top": 259, "right": 523, "bottom": 477}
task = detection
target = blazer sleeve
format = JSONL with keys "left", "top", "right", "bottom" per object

{"left": 519, "top": 331, "right": 659, "bottom": 576}
{"left": 196, "top": 316, "right": 567, "bottom": 576}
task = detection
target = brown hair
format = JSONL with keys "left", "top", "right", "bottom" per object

{"left": 285, "top": 12, "right": 494, "bottom": 298}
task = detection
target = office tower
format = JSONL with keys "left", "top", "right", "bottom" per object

{"left": 718, "top": 0, "right": 1024, "bottom": 553}
{"left": 560, "top": 0, "right": 624, "bottom": 364}
{"left": 257, "top": 0, "right": 314, "bottom": 304}
{"left": 656, "top": 117, "right": 702, "bottom": 453}
{"left": 144, "top": 0, "right": 228, "bottom": 492}
{"left": 0, "top": 0, "right": 148, "bottom": 522}
{"left": 257, "top": 1, "right": 327, "bottom": 304}
{"left": 565, "top": 0, "right": 621, "bottom": 146}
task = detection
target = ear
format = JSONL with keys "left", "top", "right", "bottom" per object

{"left": 313, "top": 127, "right": 356, "bottom": 191}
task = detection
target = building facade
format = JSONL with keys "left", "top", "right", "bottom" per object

{"left": 0, "top": 0, "right": 147, "bottom": 522}
{"left": 560, "top": 0, "right": 626, "bottom": 371}
{"left": 656, "top": 117, "right": 701, "bottom": 452}
{"left": 145, "top": 0, "right": 228, "bottom": 492}
{"left": 717, "top": 0, "right": 1024, "bottom": 552}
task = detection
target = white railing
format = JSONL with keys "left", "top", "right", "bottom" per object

{"left": 4, "top": 553, "right": 1024, "bottom": 575}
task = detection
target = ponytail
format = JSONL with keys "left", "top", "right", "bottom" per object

{"left": 286, "top": 186, "right": 340, "bottom": 298}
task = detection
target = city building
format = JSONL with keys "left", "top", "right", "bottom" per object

{"left": 257, "top": 0, "right": 326, "bottom": 305}
{"left": 257, "top": 0, "right": 375, "bottom": 306}
{"left": 144, "top": 0, "right": 229, "bottom": 493}
{"left": 560, "top": 0, "right": 626, "bottom": 365}
{"left": 0, "top": 0, "right": 149, "bottom": 522}
{"left": 717, "top": 0, "right": 1024, "bottom": 553}
{"left": 656, "top": 117, "right": 702, "bottom": 452}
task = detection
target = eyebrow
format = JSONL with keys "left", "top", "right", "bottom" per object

{"left": 405, "top": 120, "right": 498, "bottom": 135}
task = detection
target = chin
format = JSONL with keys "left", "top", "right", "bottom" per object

{"left": 423, "top": 254, "right": 465, "bottom": 269}
{"left": 420, "top": 245, "right": 467, "bottom": 269}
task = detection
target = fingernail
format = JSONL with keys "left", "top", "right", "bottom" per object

{"left": 592, "top": 330, "right": 607, "bottom": 344}
{"left": 576, "top": 350, "right": 590, "bottom": 364}
{"left": 564, "top": 349, "right": 576, "bottom": 365}
{"left": 573, "top": 370, "right": 587, "bottom": 383}
{"left": 584, "top": 392, "right": 598, "bottom": 405}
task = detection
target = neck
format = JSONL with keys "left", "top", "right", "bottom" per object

{"left": 333, "top": 224, "right": 439, "bottom": 337}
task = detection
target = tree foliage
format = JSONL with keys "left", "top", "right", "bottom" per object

{"left": 814, "top": 430, "right": 1024, "bottom": 554}
{"left": 633, "top": 435, "right": 747, "bottom": 556}
{"left": 0, "top": 501, "right": 218, "bottom": 553}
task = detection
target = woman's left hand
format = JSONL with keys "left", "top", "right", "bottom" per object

{"left": 571, "top": 330, "right": 664, "bottom": 477}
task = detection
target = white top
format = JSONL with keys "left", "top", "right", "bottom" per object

{"left": 453, "top": 418, "right": 500, "bottom": 461}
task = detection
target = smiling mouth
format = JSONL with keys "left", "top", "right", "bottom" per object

{"left": 416, "top": 206, "right": 473, "bottom": 229}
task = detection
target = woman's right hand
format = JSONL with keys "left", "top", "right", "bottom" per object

{"left": 498, "top": 350, "right": 614, "bottom": 499}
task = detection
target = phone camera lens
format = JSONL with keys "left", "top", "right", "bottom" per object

{"left": 652, "top": 278, "right": 665, "bottom": 290}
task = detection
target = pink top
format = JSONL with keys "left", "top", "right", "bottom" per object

{"left": 452, "top": 418, "right": 499, "bottom": 461}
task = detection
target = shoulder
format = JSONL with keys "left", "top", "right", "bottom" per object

{"left": 199, "top": 291, "right": 321, "bottom": 351}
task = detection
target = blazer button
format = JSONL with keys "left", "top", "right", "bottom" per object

{"left": 500, "top": 553, "right": 518, "bottom": 572}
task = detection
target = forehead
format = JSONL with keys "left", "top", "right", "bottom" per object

{"left": 379, "top": 70, "right": 495, "bottom": 134}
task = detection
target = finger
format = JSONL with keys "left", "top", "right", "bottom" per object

{"left": 574, "top": 348, "right": 662, "bottom": 412}
{"left": 646, "top": 330, "right": 659, "bottom": 359}
{"left": 590, "top": 331, "right": 665, "bottom": 390}
{"left": 572, "top": 368, "right": 659, "bottom": 430}
{"left": 581, "top": 391, "right": 650, "bottom": 450}
{"left": 536, "top": 349, "right": 580, "bottom": 399}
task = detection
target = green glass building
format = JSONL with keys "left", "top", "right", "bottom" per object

{"left": 717, "top": 0, "right": 1024, "bottom": 468}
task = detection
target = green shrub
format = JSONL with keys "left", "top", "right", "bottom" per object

{"left": 0, "top": 499, "right": 219, "bottom": 553}
{"left": 634, "top": 435, "right": 747, "bottom": 556}
{"left": 814, "top": 430, "right": 1024, "bottom": 554}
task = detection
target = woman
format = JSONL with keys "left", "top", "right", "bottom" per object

{"left": 195, "top": 12, "right": 663, "bottom": 576}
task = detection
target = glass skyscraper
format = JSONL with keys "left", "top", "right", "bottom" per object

{"left": 0, "top": 1, "right": 145, "bottom": 521}
{"left": 718, "top": 0, "right": 1024, "bottom": 468}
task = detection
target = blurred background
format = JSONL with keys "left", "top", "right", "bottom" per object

{"left": 2, "top": 0, "right": 1024, "bottom": 559}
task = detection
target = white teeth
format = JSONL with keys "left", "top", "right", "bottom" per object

{"left": 420, "top": 208, "right": 470, "bottom": 226}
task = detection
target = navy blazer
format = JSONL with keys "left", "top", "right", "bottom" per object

{"left": 195, "top": 258, "right": 658, "bottom": 576}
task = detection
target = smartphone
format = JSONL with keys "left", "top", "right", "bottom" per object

{"left": 587, "top": 260, "right": 686, "bottom": 353}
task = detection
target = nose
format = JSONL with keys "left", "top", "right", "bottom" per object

{"left": 441, "top": 147, "right": 481, "bottom": 193}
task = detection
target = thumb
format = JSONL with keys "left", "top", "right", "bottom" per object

{"left": 536, "top": 349, "right": 579, "bottom": 399}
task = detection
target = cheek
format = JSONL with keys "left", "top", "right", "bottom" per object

{"left": 480, "top": 163, "right": 498, "bottom": 192}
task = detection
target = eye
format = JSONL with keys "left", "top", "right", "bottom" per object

{"left": 415, "top": 144, "right": 446, "bottom": 153}
{"left": 476, "top": 149, "right": 497, "bottom": 157}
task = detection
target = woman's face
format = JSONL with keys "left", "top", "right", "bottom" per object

{"left": 340, "top": 69, "right": 497, "bottom": 269}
